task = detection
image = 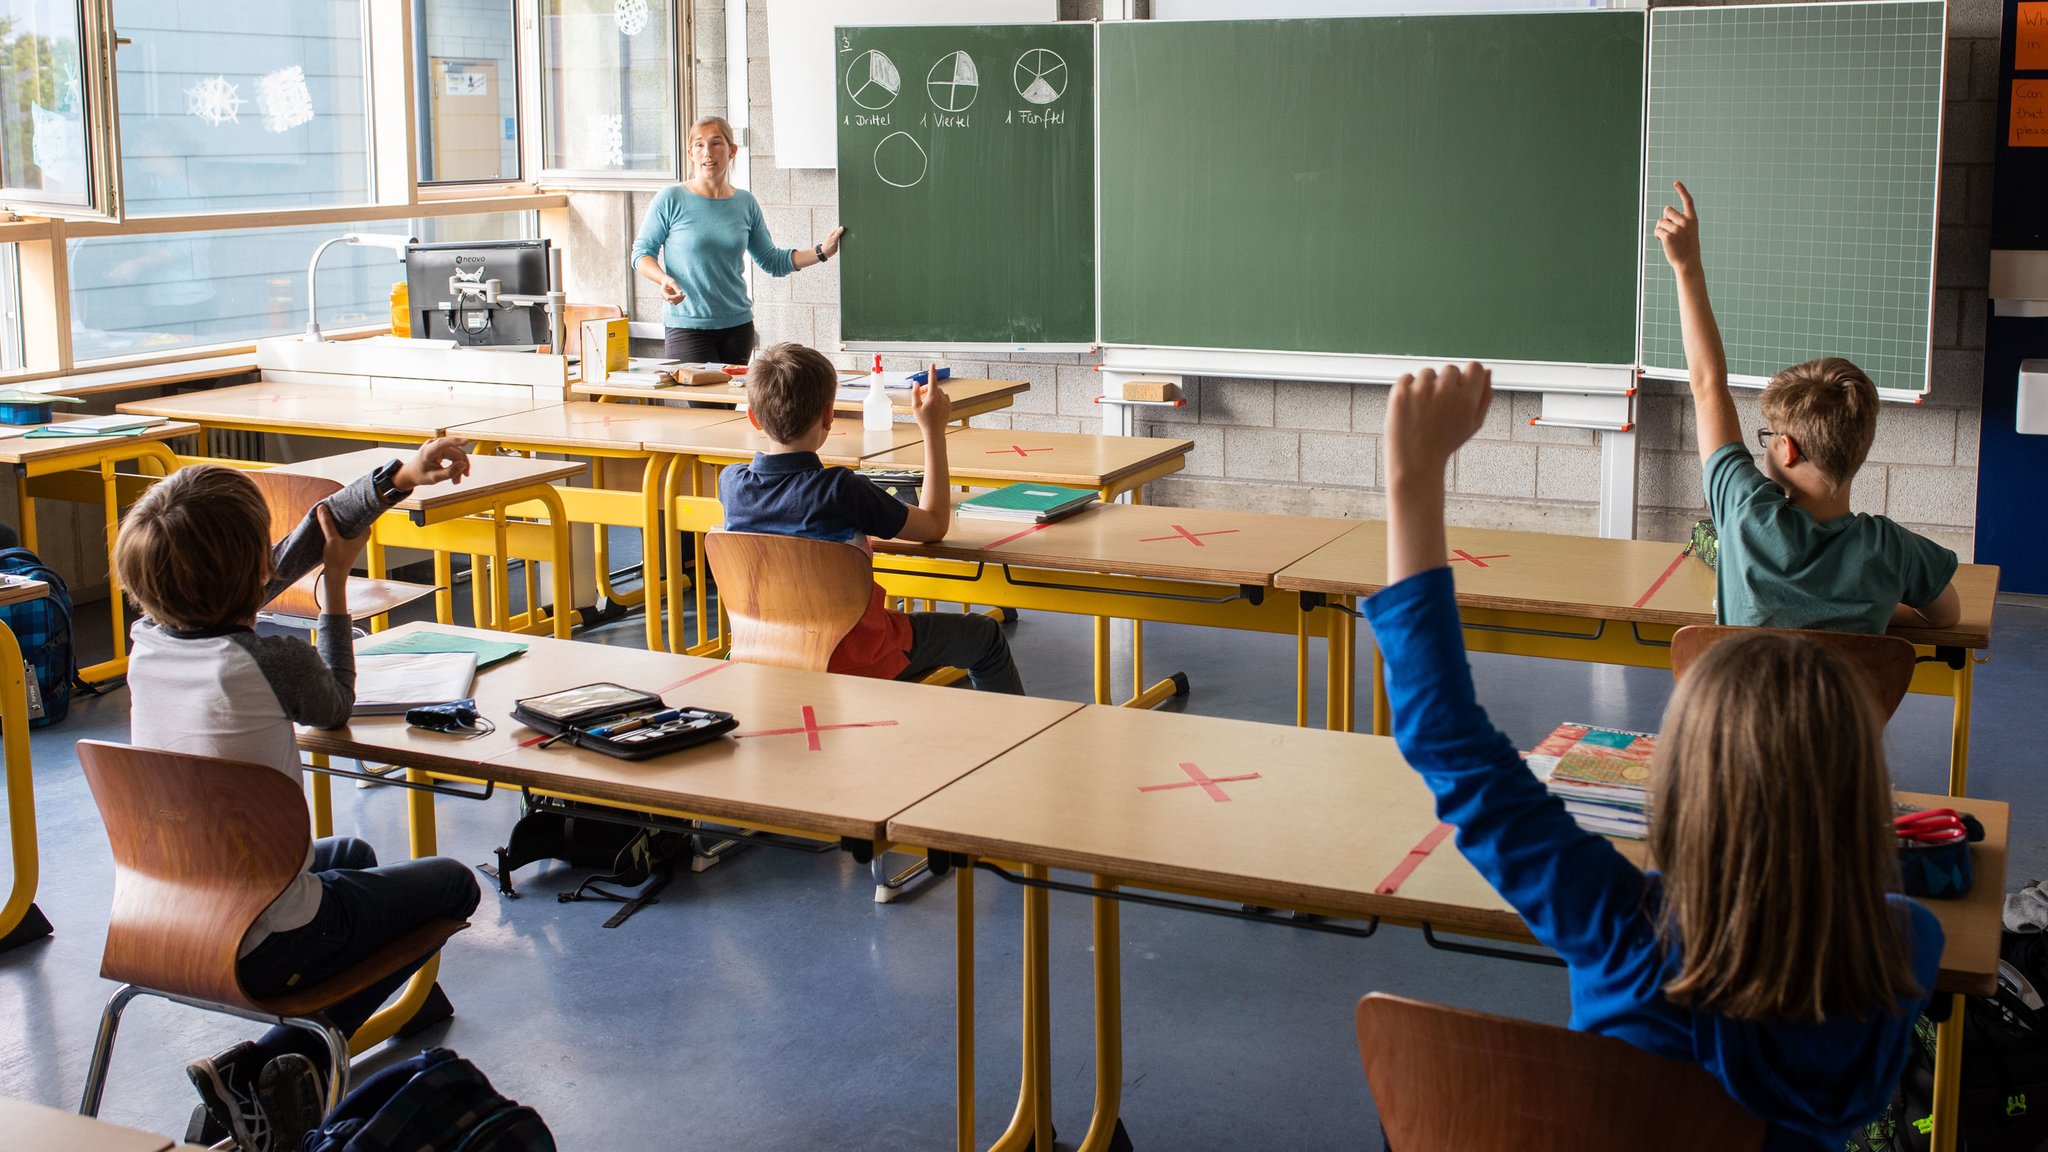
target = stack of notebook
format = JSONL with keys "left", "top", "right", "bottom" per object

{"left": 955, "top": 483, "right": 1098, "bottom": 524}
{"left": 1525, "top": 722, "right": 1654, "bottom": 839}
{"left": 21, "top": 414, "right": 166, "bottom": 438}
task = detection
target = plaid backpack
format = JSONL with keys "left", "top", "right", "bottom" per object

{"left": 0, "top": 546, "right": 79, "bottom": 727}
{"left": 303, "top": 1047, "right": 553, "bottom": 1152}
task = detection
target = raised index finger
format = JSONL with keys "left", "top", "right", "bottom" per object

{"left": 1672, "top": 180, "right": 1695, "bottom": 216}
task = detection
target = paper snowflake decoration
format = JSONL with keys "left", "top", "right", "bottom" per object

{"left": 614, "top": 0, "right": 650, "bottom": 36}
{"left": 590, "top": 113, "right": 625, "bottom": 168}
{"left": 185, "top": 76, "right": 246, "bottom": 126}
{"left": 256, "top": 65, "right": 316, "bottom": 134}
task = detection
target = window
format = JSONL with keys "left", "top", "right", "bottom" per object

{"left": 112, "top": 0, "right": 372, "bottom": 214}
{"left": 0, "top": 0, "right": 120, "bottom": 220}
{"left": 0, "top": 243, "right": 20, "bottom": 370}
{"left": 415, "top": 0, "right": 520, "bottom": 184}
{"left": 538, "top": 0, "right": 681, "bottom": 184}
{"left": 68, "top": 210, "right": 535, "bottom": 361}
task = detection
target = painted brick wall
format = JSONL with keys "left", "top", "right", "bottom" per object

{"left": 588, "top": 0, "right": 1989, "bottom": 555}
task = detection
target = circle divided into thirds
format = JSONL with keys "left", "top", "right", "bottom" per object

{"left": 846, "top": 50, "right": 901, "bottom": 111}
{"left": 1014, "top": 48, "right": 1067, "bottom": 106}
{"left": 927, "top": 51, "right": 979, "bottom": 113}
{"left": 874, "top": 132, "right": 928, "bottom": 189}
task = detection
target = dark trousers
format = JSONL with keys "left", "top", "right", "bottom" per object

{"left": 895, "top": 611, "right": 1025, "bottom": 695}
{"left": 664, "top": 322, "right": 756, "bottom": 365}
{"left": 238, "top": 837, "right": 481, "bottom": 1072}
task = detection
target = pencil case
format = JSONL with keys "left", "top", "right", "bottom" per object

{"left": 1894, "top": 804, "right": 1984, "bottom": 899}
{"left": 511, "top": 682, "right": 736, "bottom": 761}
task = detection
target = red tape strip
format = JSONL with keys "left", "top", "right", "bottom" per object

{"left": 1375, "top": 822, "right": 1454, "bottom": 895}
{"left": 981, "top": 523, "right": 1053, "bottom": 550}
{"left": 654, "top": 662, "right": 730, "bottom": 696}
{"left": 1632, "top": 550, "right": 1690, "bottom": 609}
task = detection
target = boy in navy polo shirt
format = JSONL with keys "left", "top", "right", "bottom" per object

{"left": 719, "top": 342, "right": 1024, "bottom": 693}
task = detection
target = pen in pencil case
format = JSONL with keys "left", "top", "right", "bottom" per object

{"left": 588, "top": 708, "right": 684, "bottom": 738}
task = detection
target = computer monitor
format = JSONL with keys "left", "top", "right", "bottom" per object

{"left": 405, "top": 239, "right": 553, "bottom": 348}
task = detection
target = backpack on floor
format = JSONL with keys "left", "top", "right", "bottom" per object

{"left": 0, "top": 545, "right": 80, "bottom": 727}
{"left": 302, "top": 1047, "right": 553, "bottom": 1152}
{"left": 488, "top": 795, "right": 693, "bottom": 922}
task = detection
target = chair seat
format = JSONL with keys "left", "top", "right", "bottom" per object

{"left": 255, "top": 920, "right": 468, "bottom": 1018}
{"left": 265, "top": 575, "right": 440, "bottom": 624}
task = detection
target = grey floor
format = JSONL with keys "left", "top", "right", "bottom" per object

{"left": 2, "top": 554, "right": 2044, "bottom": 1151}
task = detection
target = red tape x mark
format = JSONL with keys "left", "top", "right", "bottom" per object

{"left": 1137, "top": 760, "right": 1260, "bottom": 802}
{"left": 1633, "top": 550, "right": 1690, "bottom": 609}
{"left": 732, "top": 705, "right": 899, "bottom": 751}
{"left": 1375, "top": 822, "right": 1454, "bottom": 894}
{"left": 988, "top": 445, "right": 1052, "bottom": 457}
{"left": 1447, "top": 549, "right": 1509, "bottom": 567}
{"left": 1137, "top": 524, "right": 1239, "bottom": 547}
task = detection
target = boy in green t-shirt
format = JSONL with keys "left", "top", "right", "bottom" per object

{"left": 1655, "top": 181, "right": 1960, "bottom": 634}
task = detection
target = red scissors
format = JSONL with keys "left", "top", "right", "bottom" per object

{"left": 1895, "top": 807, "right": 1969, "bottom": 846}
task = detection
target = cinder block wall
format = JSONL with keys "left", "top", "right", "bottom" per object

{"left": 568, "top": 0, "right": 1991, "bottom": 554}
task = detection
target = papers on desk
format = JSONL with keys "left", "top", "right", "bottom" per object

{"left": 358, "top": 631, "right": 528, "bottom": 670}
{"left": 1526, "top": 722, "right": 1654, "bottom": 839}
{"left": 351, "top": 651, "right": 478, "bottom": 716}
{"left": 21, "top": 414, "right": 166, "bottom": 438}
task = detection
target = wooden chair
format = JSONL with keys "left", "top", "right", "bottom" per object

{"left": 704, "top": 530, "right": 873, "bottom": 672}
{"left": 1670, "top": 624, "right": 1918, "bottom": 720}
{"left": 246, "top": 470, "right": 438, "bottom": 625}
{"left": 1356, "top": 992, "right": 1765, "bottom": 1152}
{"left": 74, "top": 740, "right": 468, "bottom": 1118}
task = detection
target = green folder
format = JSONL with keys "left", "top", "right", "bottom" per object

{"left": 357, "top": 631, "right": 529, "bottom": 669}
{"left": 955, "top": 483, "right": 1098, "bottom": 523}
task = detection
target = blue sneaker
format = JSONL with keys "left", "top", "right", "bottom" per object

{"left": 187, "top": 1041, "right": 272, "bottom": 1151}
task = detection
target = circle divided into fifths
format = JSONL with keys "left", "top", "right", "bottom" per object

{"left": 1014, "top": 49, "right": 1067, "bottom": 105}
{"left": 927, "top": 51, "right": 979, "bottom": 113}
{"left": 874, "top": 132, "right": 927, "bottom": 189}
{"left": 846, "top": 50, "right": 901, "bottom": 111}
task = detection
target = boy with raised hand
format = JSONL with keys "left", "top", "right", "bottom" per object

{"left": 719, "top": 342, "right": 1024, "bottom": 693}
{"left": 1656, "top": 180, "right": 1959, "bottom": 633}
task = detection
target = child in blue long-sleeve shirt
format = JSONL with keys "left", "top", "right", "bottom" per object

{"left": 1365, "top": 362, "right": 1941, "bottom": 1150}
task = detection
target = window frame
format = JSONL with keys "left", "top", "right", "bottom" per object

{"left": 0, "top": 0, "right": 125, "bottom": 222}
{"left": 532, "top": 0, "right": 691, "bottom": 190}
{"left": 414, "top": 0, "right": 526, "bottom": 189}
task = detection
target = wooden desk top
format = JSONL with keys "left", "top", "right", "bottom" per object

{"left": 573, "top": 376, "right": 1029, "bottom": 415}
{"left": 0, "top": 1096, "right": 174, "bottom": 1151}
{"left": 0, "top": 417, "right": 199, "bottom": 464}
{"left": 118, "top": 381, "right": 537, "bottom": 439}
{"left": 0, "top": 577, "right": 49, "bottom": 607}
{"left": 1275, "top": 522, "right": 1999, "bottom": 650}
{"left": 263, "top": 448, "right": 585, "bottom": 515}
{"left": 880, "top": 501, "right": 1361, "bottom": 587}
{"left": 887, "top": 703, "right": 2007, "bottom": 996}
{"left": 642, "top": 418, "right": 929, "bottom": 466}
{"left": 862, "top": 426, "right": 1196, "bottom": 491}
{"left": 299, "top": 623, "right": 1082, "bottom": 840}
{"left": 448, "top": 402, "right": 745, "bottom": 453}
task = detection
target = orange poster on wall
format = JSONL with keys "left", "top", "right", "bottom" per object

{"left": 2015, "top": 80, "right": 2048, "bottom": 147}
{"left": 2021, "top": 3, "right": 2048, "bottom": 70}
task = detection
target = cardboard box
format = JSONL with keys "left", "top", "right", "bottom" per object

{"left": 1122, "top": 379, "right": 1182, "bottom": 403}
{"left": 580, "top": 317, "right": 629, "bottom": 381}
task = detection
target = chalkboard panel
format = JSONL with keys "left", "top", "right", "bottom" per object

{"left": 1641, "top": 2, "right": 1946, "bottom": 395}
{"left": 836, "top": 23, "right": 1095, "bottom": 346}
{"left": 1099, "top": 13, "right": 1646, "bottom": 365}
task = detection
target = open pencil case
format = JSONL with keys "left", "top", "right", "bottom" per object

{"left": 1894, "top": 804, "right": 1985, "bottom": 899}
{"left": 512, "top": 682, "right": 736, "bottom": 761}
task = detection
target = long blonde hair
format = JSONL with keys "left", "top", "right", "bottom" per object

{"left": 1650, "top": 632, "right": 1920, "bottom": 1023}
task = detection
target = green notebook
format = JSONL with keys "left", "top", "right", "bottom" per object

{"left": 357, "top": 631, "right": 529, "bottom": 670}
{"left": 955, "top": 483, "right": 1098, "bottom": 523}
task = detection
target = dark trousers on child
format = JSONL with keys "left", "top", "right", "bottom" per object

{"left": 237, "top": 837, "right": 481, "bottom": 1072}
{"left": 895, "top": 611, "right": 1025, "bottom": 695}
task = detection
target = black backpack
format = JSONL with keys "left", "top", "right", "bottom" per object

{"left": 0, "top": 546, "right": 81, "bottom": 727}
{"left": 303, "top": 1047, "right": 552, "bottom": 1152}
{"left": 487, "top": 796, "right": 693, "bottom": 925}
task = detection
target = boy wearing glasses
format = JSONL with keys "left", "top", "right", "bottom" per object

{"left": 1655, "top": 181, "right": 1959, "bottom": 632}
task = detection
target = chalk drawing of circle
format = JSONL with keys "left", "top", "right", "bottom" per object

{"left": 846, "top": 50, "right": 901, "bottom": 111}
{"left": 927, "top": 51, "right": 979, "bottom": 112}
{"left": 1014, "top": 49, "right": 1067, "bottom": 105}
{"left": 874, "top": 132, "right": 928, "bottom": 189}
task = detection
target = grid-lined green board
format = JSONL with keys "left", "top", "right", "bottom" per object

{"left": 836, "top": 23, "right": 1094, "bottom": 346}
{"left": 1641, "top": 1, "right": 1945, "bottom": 394}
{"left": 1101, "top": 13, "right": 1646, "bottom": 364}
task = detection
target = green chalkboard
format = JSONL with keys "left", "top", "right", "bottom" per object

{"left": 1099, "top": 13, "right": 1646, "bottom": 364}
{"left": 836, "top": 23, "right": 1095, "bottom": 346}
{"left": 1641, "top": 2, "right": 1945, "bottom": 394}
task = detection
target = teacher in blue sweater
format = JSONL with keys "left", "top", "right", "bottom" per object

{"left": 631, "top": 115, "right": 844, "bottom": 364}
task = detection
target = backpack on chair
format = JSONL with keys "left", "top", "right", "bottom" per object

{"left": 302, "top": 1047, "right": 552, "bottom": 1152}
{"left": 0, "top": 545, "right": 82, "bottom": 727}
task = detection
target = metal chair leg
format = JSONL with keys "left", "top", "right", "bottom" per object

{"left": 873, "top": 851, "right": 933, "bottom": 904}
{"left": 79, "top": 984, "right": 144, "bottom": 1116}
{"left": 291, "top": 1017, "right": 352, "bottom": 1113}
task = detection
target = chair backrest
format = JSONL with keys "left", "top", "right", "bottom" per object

{"left": 75, "top": 739, "right": 313, "bottom": 1011}
{"left": 1670, "top": 624, "right": 1917, "bottom": 720}
{"left": 1356, "top": 993, "right": 1765, "bottom": 1152}
{"left": 704, "top": 531, "right": 873, "bottom": 672}
{"left": 246, "top": 469, "right": 344, "bottom": 619}
{"left": 561, "top": 303, "right": 624, "bottom": 358}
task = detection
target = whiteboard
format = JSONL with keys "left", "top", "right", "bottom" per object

{"left": 1153, "top": 0, "right": 1615, "bottom": 15}
{"left": 766, "top": 0, "right": 1057, "bottom": 170}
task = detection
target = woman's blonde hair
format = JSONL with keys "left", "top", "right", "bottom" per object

{"left": 113, "top": 465, "right": 271, "bottom": 632}
{"left": 1651, "top": 631, "right": 1920, "bottom": 1023}
{"left": 690, "top": 115, "right": 738, "bottom": 152}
